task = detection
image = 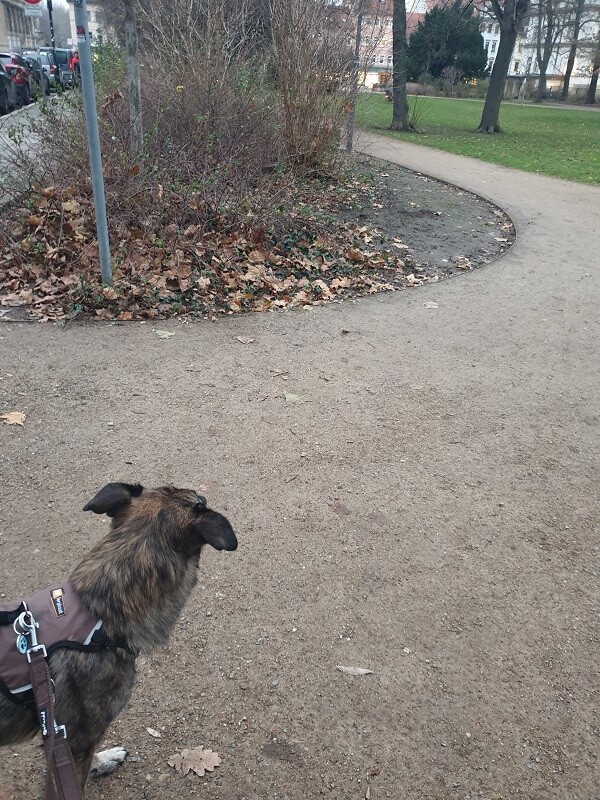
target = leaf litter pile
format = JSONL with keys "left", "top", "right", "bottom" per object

{"left": 0, "top": 158, "right": 514, "bottom": 322}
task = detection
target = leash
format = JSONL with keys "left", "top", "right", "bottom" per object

{"left": 15, "top": 610, "right": 84, "bottom": 800}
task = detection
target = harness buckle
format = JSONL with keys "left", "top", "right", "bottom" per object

{"left": 54, "top": 723, "right": 68, "bottom": 739}
{"left": 26, "top": 643, "right": 48, "bottom": 662}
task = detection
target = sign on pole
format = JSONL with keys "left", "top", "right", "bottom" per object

{"left": 24, "top": 0, "right": 43, "bottom": 17}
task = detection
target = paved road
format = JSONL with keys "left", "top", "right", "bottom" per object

{"left": 0, "top": 137, "right": 598, "bottom": 799}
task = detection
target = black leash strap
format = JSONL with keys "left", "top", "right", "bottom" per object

{"left": 28, "top": 648, "right": 83, "bottom": 800}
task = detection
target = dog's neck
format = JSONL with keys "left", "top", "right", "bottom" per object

{"left": 70, "top": 531, "right": 202, "bottom": 654}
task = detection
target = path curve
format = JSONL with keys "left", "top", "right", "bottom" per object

{"left": 0, "top": 136, "right": 598, "bottom": 800}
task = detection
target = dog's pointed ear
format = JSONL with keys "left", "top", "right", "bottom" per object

{"left": 195, "top": 510, "right": 237, "bottom": 551}
{"left": 83, "top": 483, "right": 143, "bottom": 517}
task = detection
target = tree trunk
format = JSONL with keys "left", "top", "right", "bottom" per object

{"left": 346, "top": 0, "right": 365, "bottom": 153}
{"left": 477, "top": 0, "right": 530, "bottom": 132}
{"left": 534, "top": 0, "right": 546, "bottom": 102}
{"left": 124, "top": 0, "right": 143, "bottom": 154}
{"left": 390, "top": 0, "right": 412, "bottom": 131}
{"left": 585, "top": 36, "right": 600, "bottom": 104}
{"left": 585, "top": 67, "right": 599, "bottom": 104}
{"left": 535, "top": 66, "right": 548, "bottom": 101}
{"left": 534, "top": 0, "right": 562, "bottom": 103}
{"left": 560, "top": 0, "right": 584, "bottom": 100}
{"left": 477, "top": 26, "right": 518, "bottom": 131}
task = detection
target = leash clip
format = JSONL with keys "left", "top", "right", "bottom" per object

{"left": 14, "top": 609, "right": 47, "bottom": 661}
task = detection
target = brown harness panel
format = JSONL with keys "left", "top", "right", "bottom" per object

{"left": 0, "top": 581, "right": 101, "bottom": 697}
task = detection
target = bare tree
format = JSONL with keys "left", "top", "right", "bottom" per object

{"left": 560, "top": 0, "right": 587, "bottom": 98}
{"left": 346, "top": 0, "right": 366, "bottom": 153}
{"left": 477, "top": 0, "right": 531, "bottom": 132}
{"left": 123, "top": 0, "right": 143, "bottom": 153}
{"left": 391, "top": 0, "right": 412, "bottom": 130}
{"left": 531, "top": 0, "right": 572, "bottom": 100}
{"left": 584, "top": 29, "right": 600, "bottom": 102}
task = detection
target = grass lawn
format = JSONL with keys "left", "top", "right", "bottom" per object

{"left": 355, "top": 94, "right": 600, "bottom": 185}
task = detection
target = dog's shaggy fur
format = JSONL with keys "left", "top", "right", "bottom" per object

{"left": 0, "top": 482, "right": 237, "bottom": 795}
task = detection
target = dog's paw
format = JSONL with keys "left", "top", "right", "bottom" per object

{"left": 90, "top": 747, "right": 128, "bottom": 778}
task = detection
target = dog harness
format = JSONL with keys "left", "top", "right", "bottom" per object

{"left": 0, "top": 581, "right": 103, "bottom": 705}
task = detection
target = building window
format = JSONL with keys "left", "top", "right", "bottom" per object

{"left": 379, "top": 55, "right": 385, "bottom": 64}
{"left": 491, "top": 41, "right": 496, "bottom": 52}
{"left": 495, "top": 24, "right": 499, "bottom": 34}
{"left": 487, "top": 23, "right": 493, "bottom": 32}
{"left": 488, "top": 59, "right": 494, "bottom": 70}
{"left": 484, "top": 39, "right": 490, "bottom": 51}
{"left": 514, "top": 61, "right": 520, "bottom": 72}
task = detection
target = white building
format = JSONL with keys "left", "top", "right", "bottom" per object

{"left": 0, "top": 0, "right": 39, "bottom": 51}
{"left": 65, "top": 0, "right": 105, "bottom": 47}
{"left": 479, "top": 2, "right": 599, "bottom": 99}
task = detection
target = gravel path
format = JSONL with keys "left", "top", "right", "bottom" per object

{"left": 0, "top": 134, "right": 598, "bottom": 800}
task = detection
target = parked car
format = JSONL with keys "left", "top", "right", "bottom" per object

{"left": 39, "top": 47, "right": 74, "bottom": 89}
{"left": 0, "top": 52, "right": 34, "bottom": 106}
{"left": 59, "top": 63, "right": 75, "bottom": 88}
{"left": 23, "top": 55, "right": 50, "bottom": 97}
{"left": 0, "top": 61, "right": 18, "bottom": 114}
{"left": 23, "top": 50, "right": 56, "bottom": 92}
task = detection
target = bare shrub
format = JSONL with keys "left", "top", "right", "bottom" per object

{"left": 92, "top": 55, "right": 282, "bottom": 232}
{"left": 271, "top": 0, "right": 352, "bottom": 169}
{"left": 0, "top": 0, "right": 355, "bottom": 279}
{"left": 441, "top": 65, "right": 464, "bottom": 97}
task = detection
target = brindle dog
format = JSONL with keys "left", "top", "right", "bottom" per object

{"left": 0, "top": 482, "right": 237, "bottom": 795}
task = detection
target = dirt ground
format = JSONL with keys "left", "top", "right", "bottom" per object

{"left": 0, "top": 147, "right": 598, "bottom": 800}
{"left": 343, "top": 156, "right": 514, "bottom": 276}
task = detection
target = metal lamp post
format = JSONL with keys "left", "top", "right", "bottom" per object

{"left": 72, "top": 0, "right": 112, "bottom": 284}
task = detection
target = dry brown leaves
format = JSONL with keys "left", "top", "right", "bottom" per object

{"left": 0, "top": 182, "right": 434, "bottom": 322}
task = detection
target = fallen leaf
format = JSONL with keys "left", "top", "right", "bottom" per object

{"left": 345, "top": 247, "right": 365, "bottom": 262}
{"left": 146, "top": 728, "right": 161, "bottom": 739}
{"left": 248, "top": 249, "right": 268, "bottom": 263}
{"left": 336, "top": 666, "right": 374, "bottom": 676}
{"left": 1, "top": 411, "right": 26, "bottom": 427}
{"left": 62, "top": 199, "right": 82, "bottom": 215}
{"left": 330, "top": 501, "right": 351, "bottom": 516}
{"left": 154, "top": 330, "right": 175, "bottom": 339}
{"left": 236, "top": 336, "right": 254, "bottom": 345}
{"left": 423, "top": 301, "right": 439, "bottom": 309}
{"left": 168, "top": 746, "right": 222, "bottom": 777}
{"left": 284, "top": 392, "right": 309, "bottom": 405}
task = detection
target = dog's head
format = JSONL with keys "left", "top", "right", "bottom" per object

{"left": 83, "top": 482, "right": 237, "bottom": 554}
